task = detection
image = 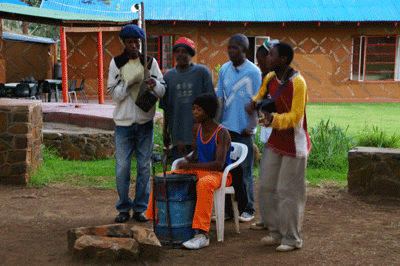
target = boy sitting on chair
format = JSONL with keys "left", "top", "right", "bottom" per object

{"left": 146, "top": 92, "right": 232, "bottom": 249}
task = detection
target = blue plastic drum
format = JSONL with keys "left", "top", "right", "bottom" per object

{"left": 153, "top": 173, "right": 198, "bottom": 247}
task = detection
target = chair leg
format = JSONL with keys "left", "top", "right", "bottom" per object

{"left": 80, "top": 91, "right": 88, "bottom": 103}
{"left": 73, "top": 92, "right": 78, "bottom": 103}
{"left": 231, "top": 194, "right": 240, "bottom": 234}
{"left": 214, "top": 190, "right": 225, "bottom": 242}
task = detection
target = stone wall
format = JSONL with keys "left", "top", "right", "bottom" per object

{"left": 0, "top": 99, "right": 43, "bottom": 185}
{"left": 43, "top": 123, "right": 115, "bottom": 161}
{"left": 348, "top": 147, "right": 400, "bottom": 197}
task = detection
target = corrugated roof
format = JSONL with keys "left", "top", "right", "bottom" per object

{"left": 0, "top": 0, "right": 27, "bottom": 6}
{"left": 0, "top": 3, "right": 132, "bottom": 27}
{"left": 40, "top": 0, "right": 400, "bottom": 22}
{"left": 3, "top": 31, "right": 59, "bottom": 44}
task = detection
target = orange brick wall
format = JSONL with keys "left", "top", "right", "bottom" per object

{"left": 65, "top": 22, "right": 400, "bottom": 100}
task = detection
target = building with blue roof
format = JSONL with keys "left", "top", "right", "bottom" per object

{"left": 39, "top": 0, "right": 400, "bottom": 100}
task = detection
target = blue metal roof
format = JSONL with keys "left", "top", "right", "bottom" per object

{"left": 0, "top": 0, "right": 27, "bottom": 6}
{"left": 41, "top": 0, "right": 400, "bottom": 22}
{"left": 3, "top": 31, "right": 59, "bottom": 44}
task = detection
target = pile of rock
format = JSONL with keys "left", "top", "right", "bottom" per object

{"left": 67, "top": 224, "right": 162, "bottom": 262}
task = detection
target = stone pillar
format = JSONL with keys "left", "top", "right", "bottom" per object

{"left": 0, "top": 18, "right": 5, "bottom": 83}
{"left": 348, "top": 146, "right": 400, "bottom": 197}
{"left": 0, "top": 99, "right": 43, "bottom": 186}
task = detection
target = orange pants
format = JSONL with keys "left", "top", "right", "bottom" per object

{"left": 146, "top": 169, "right": 232, "bottom": 232}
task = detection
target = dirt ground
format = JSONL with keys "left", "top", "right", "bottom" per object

{"left": 0, "top": 183, "right": 399, "bottom": 266}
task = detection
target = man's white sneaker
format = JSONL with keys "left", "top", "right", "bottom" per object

{"left": 261, "top": 236, "right": 281, "bottom": 246}
{"left": 238, "top": 212, "right": 255, "bottom": 222}
{"left": 182, "top": 234, "right": 210, "bottom": 250}
{"left": 276, "top": 244, "right": 295, "bottom": 252}
{"left": 276, "top": 241, "right": 302, "bottom": 252}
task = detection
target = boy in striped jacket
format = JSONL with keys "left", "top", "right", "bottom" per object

{"left": 246, "top": 41, "right": 311, "bottom": 252}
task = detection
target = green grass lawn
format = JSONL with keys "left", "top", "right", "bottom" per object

{"left": 307, "top": 102, "right": 400, "bottom": 137}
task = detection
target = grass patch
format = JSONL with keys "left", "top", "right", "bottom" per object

{"left": 307, "top": 102, "right": 400, "bottom": 137}
{"left": 29, "top": 147, "right": 165, "bottom": 189}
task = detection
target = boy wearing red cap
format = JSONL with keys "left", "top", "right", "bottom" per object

{"left": 160, "top": 37, "right": 215, "bottom": 160}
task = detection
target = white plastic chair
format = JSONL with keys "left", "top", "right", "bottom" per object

{"left": 171, "top": 142, "right": 248, "bottom": 242}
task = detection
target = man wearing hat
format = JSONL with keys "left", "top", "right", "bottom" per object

{"left": 107, "top": 24, "right": 165, "bottom": 223}
{"left": 160, "top": 37, "right": 215, "bottom": 160}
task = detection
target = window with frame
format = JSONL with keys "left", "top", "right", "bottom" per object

{"left": 246, "top": 36, "right": 270, "bottom": 63}
{"left": 351, "top": 36, "right": 399, "bottom": 81}
{"left": 146, "top": 35, "right": 173, "bottom": 71}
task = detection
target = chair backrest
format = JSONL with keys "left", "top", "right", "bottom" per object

{"left": 78, "top": 78, "right": 85, "bottom": 90}
{"left": 14, "top": 83, "right": 32, "bottom": 97}
{"left": 0, "top": 83, "right": 6, "bottom": 97}
{"left": 229, "top": 142, "right": 248, "bottom": 164}
{"left": 68, "top": 80, "right": 77, "bottom": 92}
{"left": 37, "top": 80, "right": 51, "bottom": 93}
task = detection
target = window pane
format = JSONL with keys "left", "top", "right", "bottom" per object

{"left": 353, "top": 37, "right": 361, "bottom": 46}
{"left": 366, "top": 45, "right": 396, "bottom": 54}
{"left": 366, "top": 63, "right": 394, "bottom": 72}
{"left": 162, "top": 35, "right": 173, "bottom": 70}
{"left": 365, "top": 72, "right": 394, "bottom": 80}
{"left": 366, "top": 54, "right": 395, "bottom": 63}
{"left": 351, "top": 36, "right": 365, "bottom": 81}
{"left": 367, "top": 36, "right": 396, "bottom": 45}
{"left": 147, "top": 36, "right": 159, "bottom": 61}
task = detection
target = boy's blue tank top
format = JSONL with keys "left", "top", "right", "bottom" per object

{"left": 197, "top": 124, "right": 232, "bottom": 168}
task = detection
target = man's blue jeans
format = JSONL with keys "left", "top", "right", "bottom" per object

{"left": 229, "top": 133, "right": 255, "bottom": 215}
{"left": 114, "top": 121, "right": 153, "bottom": 214}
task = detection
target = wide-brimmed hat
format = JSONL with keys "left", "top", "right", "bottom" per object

{"left": 172, "top": 37, "right": 196, "bottom": 56}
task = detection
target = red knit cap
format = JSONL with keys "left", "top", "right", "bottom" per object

{"left": 173, "top": 37, "right": 196, "bottom": 56}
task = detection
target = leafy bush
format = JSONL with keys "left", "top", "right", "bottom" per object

{"left": 356, "top": 125, "right": 400, "bottom": 148}
{"left": 307, "top": 119, "right": 355, "bottom": 172}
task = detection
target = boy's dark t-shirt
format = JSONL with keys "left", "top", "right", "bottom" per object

{"left": 160, "top": 63, "right": 214, "bottom": 147}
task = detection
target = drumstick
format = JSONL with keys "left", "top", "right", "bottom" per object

{"left": 163, "top": 146, "right": 173, "bottom": 247}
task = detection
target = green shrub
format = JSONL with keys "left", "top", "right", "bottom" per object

{"left": 356, "top": 125, "right": 400, "bottom": 148}
{"left": 307, "top": 119, "right": 355, "bottom": 172}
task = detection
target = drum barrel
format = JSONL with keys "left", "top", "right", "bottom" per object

{"left": 153, "top": 173, "right": 198, "bottom": 247}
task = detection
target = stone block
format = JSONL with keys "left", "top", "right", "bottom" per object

{"left": 67, "top": 224, "right": 133, "bottom": 252}
{"left": 67, "top": 147, "right": 81, "bottom": 160}
{"left": 0, "top": 112, "right": 7, "bottom": 133}
{"left": 0, "top": 164, "right": 10, "bottom": 176}
{"left": 7, "top": 150, "right": 27, "bottom": 163}
{"left": 15, "top": 136, "right": 30, "bottom": 149}
{"left": 8, "top": 124, "right": 29, "bottom": 135}
{"left": 131, "top": 225, "right": 162, "bottom": 260}
{"left": 348, "top": 147, "right": 400, "bottom": 197}
{"left": 0, "top": 139, "right": 11, "bottom": 152}
{"left": 95, "top": 147, "right": 114, "bottom": 159}
{"left": 73, "top": 235, "right": 139, "bottom": 261}
{"left": 67, "top": 224, "right": 162, "bottom": 263}
{"left": 1, "top": 173, "right": 28, "bottom": 185}
{"left": 10, "top": 163, "right": 28, "bottom": 176}
{"left": 12, "top": 112, "right": 30, "bottom": 123}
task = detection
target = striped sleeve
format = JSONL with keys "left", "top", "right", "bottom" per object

{"left": 252, "top": 72, "right": 276, "bottom": 103}
{"left": 272, "top": 75, "right": 308, "bottom": 130}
